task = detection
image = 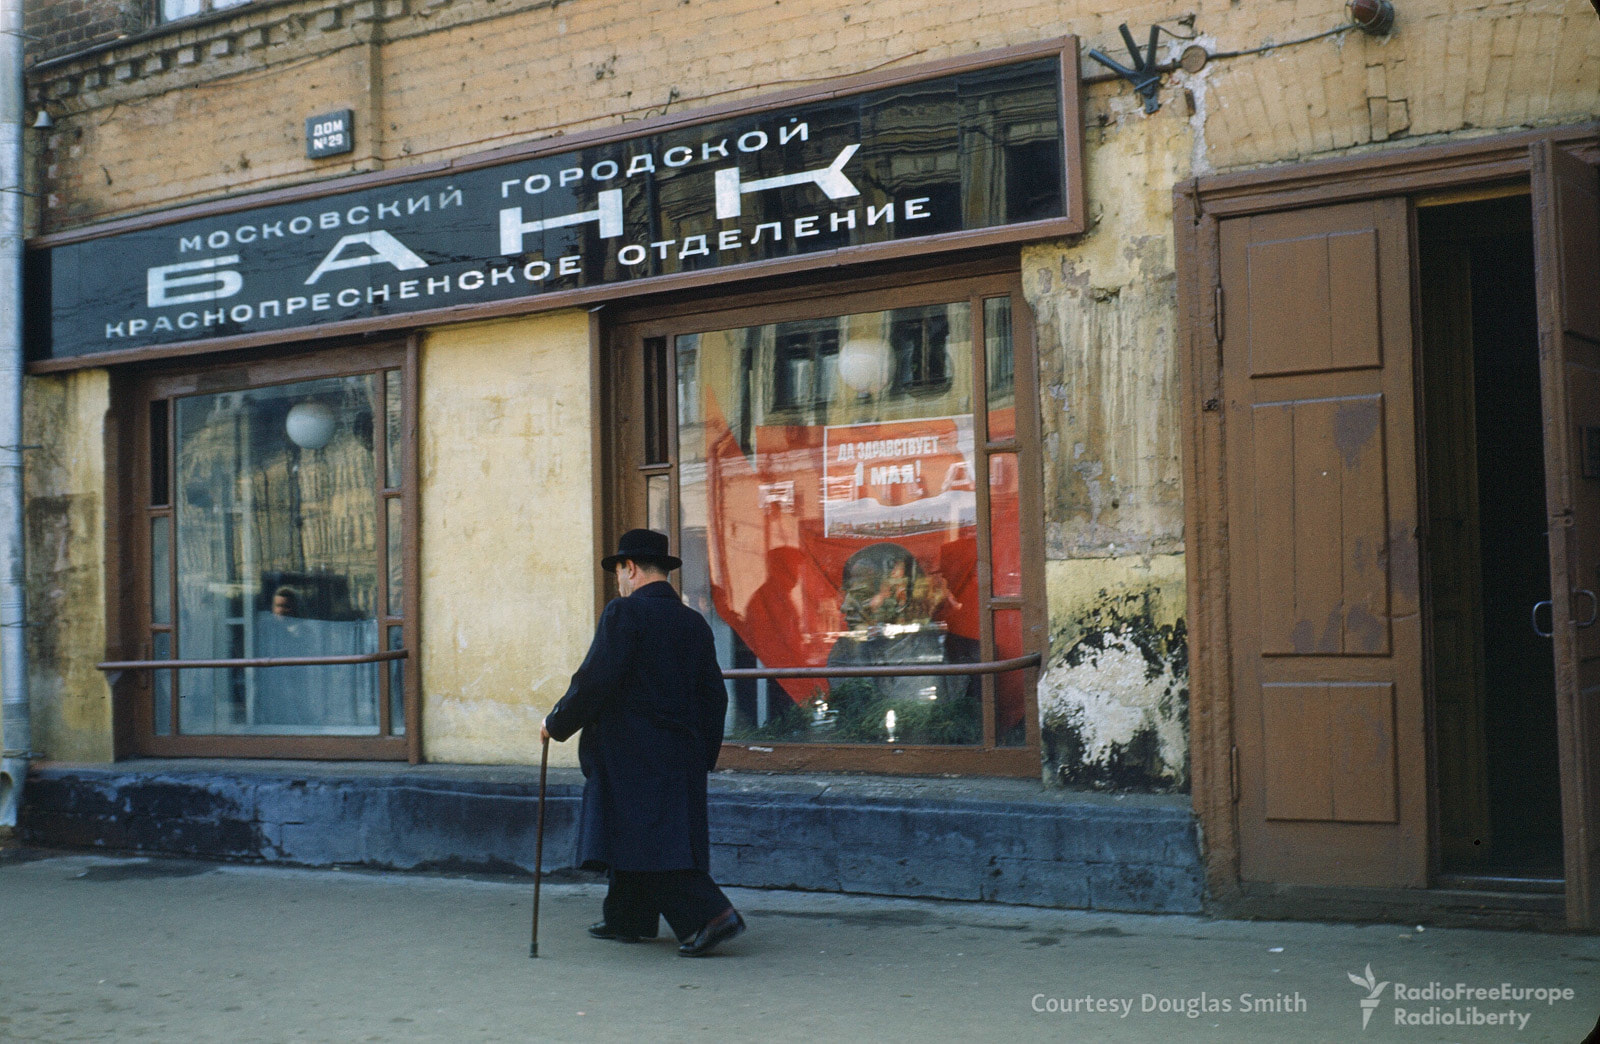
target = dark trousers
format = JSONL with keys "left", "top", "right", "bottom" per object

{"left": 604, "top": 869, "right": 732, "bottom": 941}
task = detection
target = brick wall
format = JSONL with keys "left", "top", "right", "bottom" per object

{"left": 26, "top": 0, "right": 1596, "bottom": 232}
{"left": 27, "top": 0, "right": 146, "bottom": 66}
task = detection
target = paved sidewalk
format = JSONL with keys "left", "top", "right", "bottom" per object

{"left": 1, "top": 849, "right": 1597, "bottom": 1043}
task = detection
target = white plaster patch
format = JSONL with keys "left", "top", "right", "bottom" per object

{"left": 1038, "top": 629, "right": 1186, "bottom": 785}
{"left": 1171, "top": 34, "right": 1218, "bottom": 176}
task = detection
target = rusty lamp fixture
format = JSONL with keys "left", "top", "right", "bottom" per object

{"left": 1347, "top": 0, "right": 1396, "bottom": 34}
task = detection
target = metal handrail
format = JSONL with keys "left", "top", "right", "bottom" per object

{"left": 92, "top": 647, "right": 1037, "bottom": 679}
{"left": 720, "top": 651, "right": 1041, "bottom": 680}
{"left": 96, "top": 650, "right": 409, "bottom": 671}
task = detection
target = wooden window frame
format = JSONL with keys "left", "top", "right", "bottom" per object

{"left": 107, "top": 337, "right": 422, "bottom": 762}
{"left": 1175, "top": 124, "right": 1600, "bottom": 905}
{"left": 604, "top": 259, "right": 1046, "bottom": 777}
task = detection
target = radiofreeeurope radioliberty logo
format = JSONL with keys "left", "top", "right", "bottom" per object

{"left": 1348, "top": 962, "right": 1576, "bottom": 1032}
{"left": 1348, "top": 964, "right": 1389, "bottom": 1030}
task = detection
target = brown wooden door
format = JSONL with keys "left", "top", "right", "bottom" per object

{"left": 1531, "top": 142, "right": 1600, "bottom": 928}
{"left": 1221, "top": 199, "right": 1428, "bottom": 887}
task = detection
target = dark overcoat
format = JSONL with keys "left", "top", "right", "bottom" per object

{"left": 545, "top": 581, "right": 728, "bottom": 872}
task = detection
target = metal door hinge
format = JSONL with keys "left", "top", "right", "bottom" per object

{"left": 1230, "top": 744, "right": 1240, "bottom": 804}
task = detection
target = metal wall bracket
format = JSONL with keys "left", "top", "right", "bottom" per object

{"left": 1088, "top": 24, "right": 1165, "bottom": 115}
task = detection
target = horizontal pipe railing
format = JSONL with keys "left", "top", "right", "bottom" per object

{"left": 719, "top": 652, "right": 1041, "bottom": 680}
{"left": 96, "top": 650, "right": 409, "bottom": 671}
{"left": 91, "top": 649, "right": 1039, "bottom": 679}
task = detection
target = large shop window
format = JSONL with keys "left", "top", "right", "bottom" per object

{"left": 617, "top": 274, "right": 1042, "bottom": 774}
{"left": 127, "top": 345, "right": 416, "bottom": 759}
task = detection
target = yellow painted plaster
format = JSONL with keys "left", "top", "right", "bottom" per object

{"left": 1045, "top": 553, "right": 1187, "bottom": 648}
{"left": 21, "top": 370, "right": 112, "bottom": 763}
{"left": 419, "top": 310, "right": 595, "bottom": 766}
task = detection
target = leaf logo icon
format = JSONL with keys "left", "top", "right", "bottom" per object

{"left": 1347, "top": 964, "right": 1389, "bottom": 1029}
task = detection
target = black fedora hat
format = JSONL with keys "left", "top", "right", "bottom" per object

{"left": 601, "top": 528, "right": 682, "bottom": 572}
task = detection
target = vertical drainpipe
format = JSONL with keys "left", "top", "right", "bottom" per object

{"left": 0, "top": 0, "right": 28, "bottom": 829}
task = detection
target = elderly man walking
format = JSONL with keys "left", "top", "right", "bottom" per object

{"left": 541, "top": 529, "right": 746, "bottom": 957}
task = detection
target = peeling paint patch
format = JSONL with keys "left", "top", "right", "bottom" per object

{"left": 1040, "top": 587, "right": 1188, "bottom": 793}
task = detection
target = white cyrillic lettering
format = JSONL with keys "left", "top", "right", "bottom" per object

{"left": 750, "top": 222, "right": 782, "bottom": 244}
{"left": 178, "top": 312, "right": 199, "bottom": 329}
{"left": 179, "top": 235, "right": 203, "bottom": 253}
{"left": 311, "top": 293, "right": 331, "bottom": 310}
{"left": 490, "top": 266, "right": 515, "bottom": 285}
{"left": 702, "top": 139, "right": 729, "bottom": 161}
{"left": 830, "top": 209, "right": 857, "bottom": 231}
{"left": 235, "top": 225, "right": 258, "bottom": 244}
{"left": 305, "top": 231, "right": 428, "bottom": 285}
{"left": 261, "top": 221, "right": 285, "bottom": 239}
{"left": 737, "top": 130, "right": 768, "bottom": 153}
{"left": 289, "top": 216, "right": 314, "bottom": 234}
{"left": 718, "top": 229, "right": 743, "bottom": 251}
{"left": 499, "top": 189, "right": 624, "bottom": 254}
{"left": 501, "top": 178, "right": 520, "bottom": 198}
{"left": 558, "top": 167, "right": 584, "bottom": 186}
{"left": 558, "top": 255, "right": 581, "bottom": 276}
{"left": 377, "top": 201, "right": 400, "bottom": 219}
{"left": 229, "top": 304, "right": 253, "bottom": 322}
{"left": 202, "top": 308, "right": 225, "bottom": 326}
{"left": 407, "top": 196, "right": 430, "bottom": 215}
{"left": 366, "top": 285, "right": 391, "bottom": 303}
{"left": 525, "top": 173, "right": 552, "bottom": 194}
{"left": 336, "top": 289, "right": 361, "bottom": 307}
{"left": 399, "top": 280, "right": 419, "bottom": 298}
{"left": 625, "top": 155, "right": 657, "bottom": 177}
{"left": 439, "top": 186, "right": 463, "bottom": 208}
{"left": 663, "top": 147, "right": 693, "bottom": 167}
{"left": 867, "top": 202, "right": 894, "bottom": 226}
{"left": 590, "top": 160, "right": 619, "bottom": 181}
{"left": 679, "top": 236, "right": 710, "bottom": 258}
{"left": 779, "top": 120, "right": 809, "bottom": 145}
{"left": 346, "top": 205, "right": 370, "bottom": 224}
{"left": 285, "top": 297, "right": 308, "bottom": 314}
{"left": 127, "top": 318, "right": 148, "bottom": 335}
{"left": 458, "top": 270, "right": 485, "bottom": 290}
{"left": 617, "top": 244, "right": 647, "bottom": 266}
{"left": 715, "top": 143, "right": 860, "bottom": 219}
{"left": 319, "top": 212, "right": 341, "bottom": 230}
{"left": 105, "top": 322, "right": 124, "bottom": 338}
{"left": 904, "top": 197, "right": 932, "bottom": 220}
{"left": 793, "top": 216, "right": 819, "bottom": 238}
{"left": 523, "top": 261, "right": 552, "bottom": 281}
{"left": 650, "top": 240, "right": 675, "bottom": 260}
{"left": 206, "top": 229, "right": 231, "bottom": 249}
{"left": 152, "top": 317, "right": 174, "bottom": 332}
{"left": 426, "top": 276, "right": 450, "bottom": 295}
{"left": 147, "top": 255, "right": 244, "bottom": 308}
{"left": 258, "top": 301, "right": 280, "bottom": 318}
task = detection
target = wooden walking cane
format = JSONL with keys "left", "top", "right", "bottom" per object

{"left": 530, "top": 734, "right": 549, "bottom": 958}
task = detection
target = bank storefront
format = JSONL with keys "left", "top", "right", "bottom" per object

{"left": 29, "top": 41, "right": 1080, "bottom": 775}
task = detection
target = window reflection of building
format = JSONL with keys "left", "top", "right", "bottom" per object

{"left": 675, "top": 296, "right": 1018, "bottom": 747}
{"left": 170, "top": 376, "right": 382, "bottom": 735}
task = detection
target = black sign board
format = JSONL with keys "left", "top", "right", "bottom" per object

{"left": 306, "top": 110, "right": 354, "bottom": 159}
{"left": 29, "top": 50, "right": 1077, "bottom": 363}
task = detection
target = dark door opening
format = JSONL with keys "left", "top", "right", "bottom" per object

{"left": 1421, "top": 193, "right": 1565, "bottom": 883}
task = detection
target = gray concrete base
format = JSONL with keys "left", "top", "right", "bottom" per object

{"left": 20, "top": 760, "right": 1202, "bottom": 913}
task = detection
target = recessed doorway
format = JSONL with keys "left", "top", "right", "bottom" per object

{"left": 1419, "top": 193, "right": 1565, "bottom": 886}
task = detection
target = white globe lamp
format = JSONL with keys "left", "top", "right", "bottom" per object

{"left": 837, "top": 336, "right": 892, "bottom": 395}
{"left": 285, "top": 402, "right": 337, "bottom": 450}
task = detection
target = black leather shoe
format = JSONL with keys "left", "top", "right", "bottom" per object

{"left": 587, "top": 921, "right": 656, "bottom": 942}
{"left": 677, "top": 909, "right": 746, "bottom": 957}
